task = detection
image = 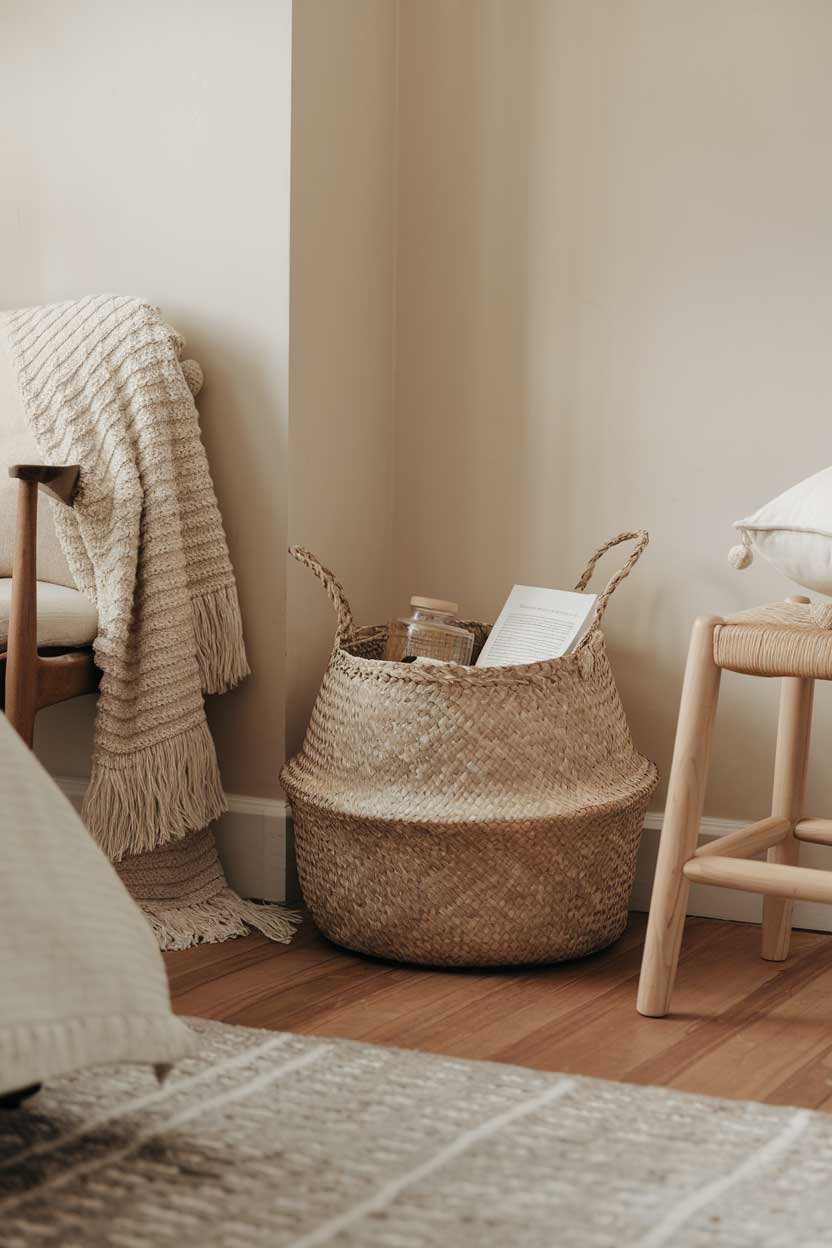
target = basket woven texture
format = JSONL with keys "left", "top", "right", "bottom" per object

{"left": 281, "top": 534, "right": 658, "bottom": 966}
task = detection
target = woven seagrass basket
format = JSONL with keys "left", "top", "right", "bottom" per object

{"left": 281, "top": 533, "right": 658, "bottom": 967}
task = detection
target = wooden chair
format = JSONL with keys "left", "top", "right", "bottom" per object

{"left": 638, "top": 595, "right": 832, "bottom": 1017}
{"left": 1, "top": 465, "right": 100, "bottom": 747}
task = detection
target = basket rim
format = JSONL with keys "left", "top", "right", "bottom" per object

{"left": 338, "top": 622, "right": 606, "bottom": 683}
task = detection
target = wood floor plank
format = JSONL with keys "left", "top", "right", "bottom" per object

{"left": 627, "top": 928, "right": 832, "bottom": 1097}
{"left": 489, "top": 920, "right": 745, "bottom": 1074}
{"left": 164, "top": 911, "right": 832, "bottom": 1109}
{"left": 172, "top": 946, "right": 391, "bottom": 1022}
{"left": 373, "top": 920, "right": 665, "bottom": 1063}
{"left": 793, "top": 1048, "right": 832, "bottom": 1112}
{"left": 165, "top": 935, "right": 284, "bottom": 996}
{"left": 733, "top": 964, "right": 832, "bottom": 1109}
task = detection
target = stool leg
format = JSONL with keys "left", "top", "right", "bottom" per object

{"left": 761, "top": 673, "right": 814, "bottom": 961}
{"left": 637, "top": 616, "right": 723, "bottom": 1018}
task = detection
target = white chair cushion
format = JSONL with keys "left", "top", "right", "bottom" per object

{"left": 0, "top": 579, "right": 97, "bottom": 648}
{"left": 733, "top": 465, "right": 832, "bottom": 595}
{"left": 0, "top": 324, "right": 76, "bottom": 588}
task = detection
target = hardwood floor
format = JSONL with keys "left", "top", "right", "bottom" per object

{"left": 164, "top": 911, "right": 832, "bottom": 1111}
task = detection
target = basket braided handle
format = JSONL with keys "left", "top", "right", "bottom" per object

{"left": 573, "top": 530, "right": 649, "bottom": 641}
{"left": 289, "top": 546, "right": 356, "bottom": 650}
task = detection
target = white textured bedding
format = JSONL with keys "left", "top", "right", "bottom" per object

{"left": 0, "top": 713, "right": 192, "bottom": 1096}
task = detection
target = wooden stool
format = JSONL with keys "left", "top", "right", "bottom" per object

{"left": 638, "top": 595, "right": 832, "bottom": 1018}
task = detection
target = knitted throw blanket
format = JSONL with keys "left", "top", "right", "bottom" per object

{"left": 4, "top": 296, "right": 296, "bottom": 950}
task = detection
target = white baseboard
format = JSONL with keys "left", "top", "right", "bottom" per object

{"left": 56, "top": 777, "right": 290, "bottom": 904}
{"left": 634, "top": 812, "right": 832, "bottom": 933}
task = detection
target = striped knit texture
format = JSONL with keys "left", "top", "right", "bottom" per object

{"left": 3, "top": 297, "right": 296, "bottom": 950}
{"left": 115, "top": 829, "right": 299, "bottom": 952}
{"left": 5, "top": 295, "right": 248, "bottom": 857}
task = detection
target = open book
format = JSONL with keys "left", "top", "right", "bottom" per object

{"left": 476, "top": 584, "right": 599, "bottom": 668}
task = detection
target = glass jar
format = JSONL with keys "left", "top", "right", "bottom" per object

{"left": 384, "top": 597, "right": 475, "bottom": 664}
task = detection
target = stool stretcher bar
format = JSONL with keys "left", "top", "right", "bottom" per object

{"left": 694, "top": 816, "right": 790, "bottom": 860}
{"left": 683, "top": 856, "right": 832, "bottom": 906}
{"left": 795, "top": 818, "right": 832, "bottom": 847}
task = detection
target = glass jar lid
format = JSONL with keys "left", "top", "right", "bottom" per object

{"left": 410, "top": 596, "right": 459, "bottom": 614}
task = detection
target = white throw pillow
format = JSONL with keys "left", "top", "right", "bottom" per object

{"left": 730, "top": 465, "right": 832, "bottom": 596}
{"left": 0, "top": 713, "right": 193, "bottom": 1096}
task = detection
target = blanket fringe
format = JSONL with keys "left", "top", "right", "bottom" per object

{"left": 84, "top": 721, "right": 227, "bottom": 861}
{"left": 139, "top": 890, "right": 301, "bottom": 952}
{"left": 193, "top": 584, "right": 251, "bottom": 694}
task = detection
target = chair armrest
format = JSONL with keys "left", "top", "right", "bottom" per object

{"left": 9, "top": 464, "right": 80, "bottom": 506}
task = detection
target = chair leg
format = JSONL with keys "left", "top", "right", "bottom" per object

{"left": 761, "top": 673, "right": 814, "bottom": 961}
{"left": 5, "top": 480, "right": 38, "bottom": 748}
{"left": 637, "top": 616, "right": 723, "bottom": 1018}
{"left": 0, "top": 1083, "right": 40, "bottom": 1110}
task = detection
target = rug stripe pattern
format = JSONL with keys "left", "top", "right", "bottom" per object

{"left": 2, "top": 1019, "right": 831, "bottom": 1247}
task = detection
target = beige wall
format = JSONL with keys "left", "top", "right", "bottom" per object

{"left": 395, "top": 0, "right": 832, "bottom": 822}
{"left": 287, "top": 0, "right": 398, "bottom": 756}
{"left": 0, "top": 0, "right": 292, "bottom": 798}
{"left": 6, "top": 0, "right": 832, "bottom": 835}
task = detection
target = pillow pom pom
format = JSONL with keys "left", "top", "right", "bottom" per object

{"left": 181, "top": 358, "right": 204, "bottom": 397}
{"left": 728, "top": 542, "right": 753, "bottom": 570}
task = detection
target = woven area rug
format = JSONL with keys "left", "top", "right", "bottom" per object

{"left": 2, "top": 1019, "right": 830, "bottom": 1247}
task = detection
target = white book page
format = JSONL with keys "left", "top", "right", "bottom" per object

{"left": 476, "top": 585, "right": 599, "bottom": 668}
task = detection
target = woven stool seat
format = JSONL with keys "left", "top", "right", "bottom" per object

{"left": 715, "top": 600, "right": 832, "bottom": 678}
